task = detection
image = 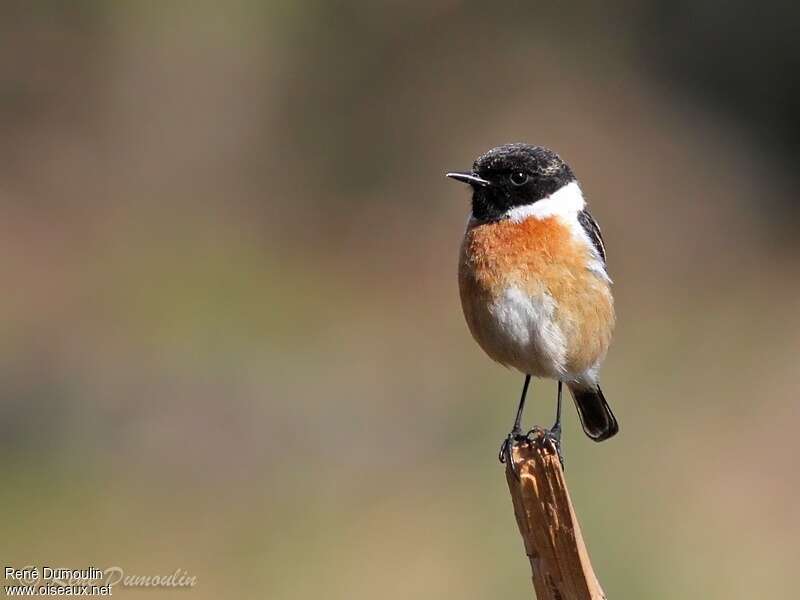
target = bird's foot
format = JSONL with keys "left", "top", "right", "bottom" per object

{"left": 539, "top": 425, "right": 564, "bottom": 470}
{"left": 498, "top": 429, "right": 525, "bottom": 468}
{"left": 499, "top": 426, "right": 564, "bottom": 477}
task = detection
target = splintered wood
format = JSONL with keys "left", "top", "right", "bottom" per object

{"left": 504, "top": 432, "right": 607, "bottom": 600}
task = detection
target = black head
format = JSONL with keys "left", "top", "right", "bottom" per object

{"left": 447, "top": 143, "right": 575, "bottom": 222}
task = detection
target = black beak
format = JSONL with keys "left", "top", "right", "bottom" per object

{"left": 446, "top": 171, "right": 490, "bottom": 187}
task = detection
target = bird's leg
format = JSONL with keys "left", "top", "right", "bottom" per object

{"left": 526, "top": 381, "right": 564, "bottom": 468}
{"left": 550, "top": 380, "right": 563, "bottom": 441}
{"left": 499, "top": 375, "right": 531, "bottom": 472}
{"left": 511, "top": 374, "right": 531, "bottom": 435}
{"left": 550, "top": 379, "right": 564, "bottom": 469}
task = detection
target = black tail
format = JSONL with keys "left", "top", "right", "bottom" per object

{"left": 569, "top": 384, "right": 618, "bottom": 442}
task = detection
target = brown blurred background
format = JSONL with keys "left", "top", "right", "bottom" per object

{"left": 2, "top": 1, "right": 799, "bottom": 598}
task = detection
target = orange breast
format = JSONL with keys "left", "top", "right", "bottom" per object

{"left": 458, "top": 216, "right": 614, "bottom": 376}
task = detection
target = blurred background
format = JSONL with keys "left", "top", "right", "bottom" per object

{"left": 2, "top": 1, "right": 799, "bottom": 598}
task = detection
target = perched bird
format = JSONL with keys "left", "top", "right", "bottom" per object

{"left": 447, "top": 143, "right": 618, "bottom": 464}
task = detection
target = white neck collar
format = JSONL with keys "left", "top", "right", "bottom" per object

{"left": 503, "top": 181, "right": 585, "bottom": 222}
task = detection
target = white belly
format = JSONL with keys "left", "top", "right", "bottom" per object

{"left": 468, "top": 286, "right": 567, "bottom": 378}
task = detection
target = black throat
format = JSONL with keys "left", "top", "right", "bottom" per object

{"left": 468, "top": 144, "right": 575, "bottom": 222}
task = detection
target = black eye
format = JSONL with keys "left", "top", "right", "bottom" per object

{"left": 509, "top": 172, "right": 529, "bottom": 186}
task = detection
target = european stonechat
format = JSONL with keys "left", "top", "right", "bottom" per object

{"left": 447, "top": 143, "right": 618, "bottom": 464}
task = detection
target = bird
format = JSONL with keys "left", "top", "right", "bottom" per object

{"left": 446, "top": 143, "right": 618, "bottom": 466}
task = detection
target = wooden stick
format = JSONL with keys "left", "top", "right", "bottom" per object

{"left": 504, "top": 430, "right": 607, "bottom": 600}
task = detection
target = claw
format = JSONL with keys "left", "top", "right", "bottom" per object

{"left": 500, "top": 427, "right": 565, "bottom": 475}
{"left": 498, "top": 436, "right": 510, "bottom": 464}
{"left": 533, "top": 427, "right": 564, "bottom": 469}
{"left": 499, "top": 431, "right": 525, "bottom": 479}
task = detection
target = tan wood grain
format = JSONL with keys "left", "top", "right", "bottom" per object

{"left": 505, "top": 431, "right": 607, "bottom": 600}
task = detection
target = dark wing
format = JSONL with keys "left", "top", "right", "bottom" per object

{"left": 577, "top": 209, "right": 606, "bottom": 263}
